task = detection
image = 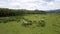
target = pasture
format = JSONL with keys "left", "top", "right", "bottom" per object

{"left": 0, "top": 13, "right": 60, "bottom": 34}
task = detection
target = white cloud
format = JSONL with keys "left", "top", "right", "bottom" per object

{"left": 0, "top": 0, "right": 8, "bottom": 8}
{"left": 0, "top": 0, "right": 60, "bottom": 10}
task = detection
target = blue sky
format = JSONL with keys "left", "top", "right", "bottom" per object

{"left": 0, "top": 0, "right": 60, "bottom": 10}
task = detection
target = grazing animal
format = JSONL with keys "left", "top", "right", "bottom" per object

{"left": 41, "top": 19, "right": 45, "bottom": 22}
{"left": 37, "top": 19, "right": 45, "bottom": 27}
{"left": 22, "top": 20, "right": 32, "bottom": 27}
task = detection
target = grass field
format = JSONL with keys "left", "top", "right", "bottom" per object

{"left": 0, "top": 13, "right": 60, "bottom": 34}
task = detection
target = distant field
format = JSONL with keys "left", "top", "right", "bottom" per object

{"left": 0, "top": 13, "right": 60, "bottom": 34}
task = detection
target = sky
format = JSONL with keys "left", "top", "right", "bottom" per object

{"left": 0, "top": 0, "right": 60, "bottom": 10}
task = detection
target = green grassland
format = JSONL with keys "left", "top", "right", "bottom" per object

{"left": 0, "top": 13, "right": 60, "bottom": 34}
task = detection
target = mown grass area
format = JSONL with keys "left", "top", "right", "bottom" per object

{"left": 0, "top": 13, "right": 60, "bottom": 34}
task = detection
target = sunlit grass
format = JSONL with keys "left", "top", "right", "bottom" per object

{"left": 0, "top": 13, "right": 60, "bottom": 34}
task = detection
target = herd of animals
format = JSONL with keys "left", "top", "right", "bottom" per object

{"left": 22, "top": 18, "right": 45, "bottom": 27}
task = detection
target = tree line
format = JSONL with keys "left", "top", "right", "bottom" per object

{"left": 0, "top": 8, "right": 46, "bottom": 17}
